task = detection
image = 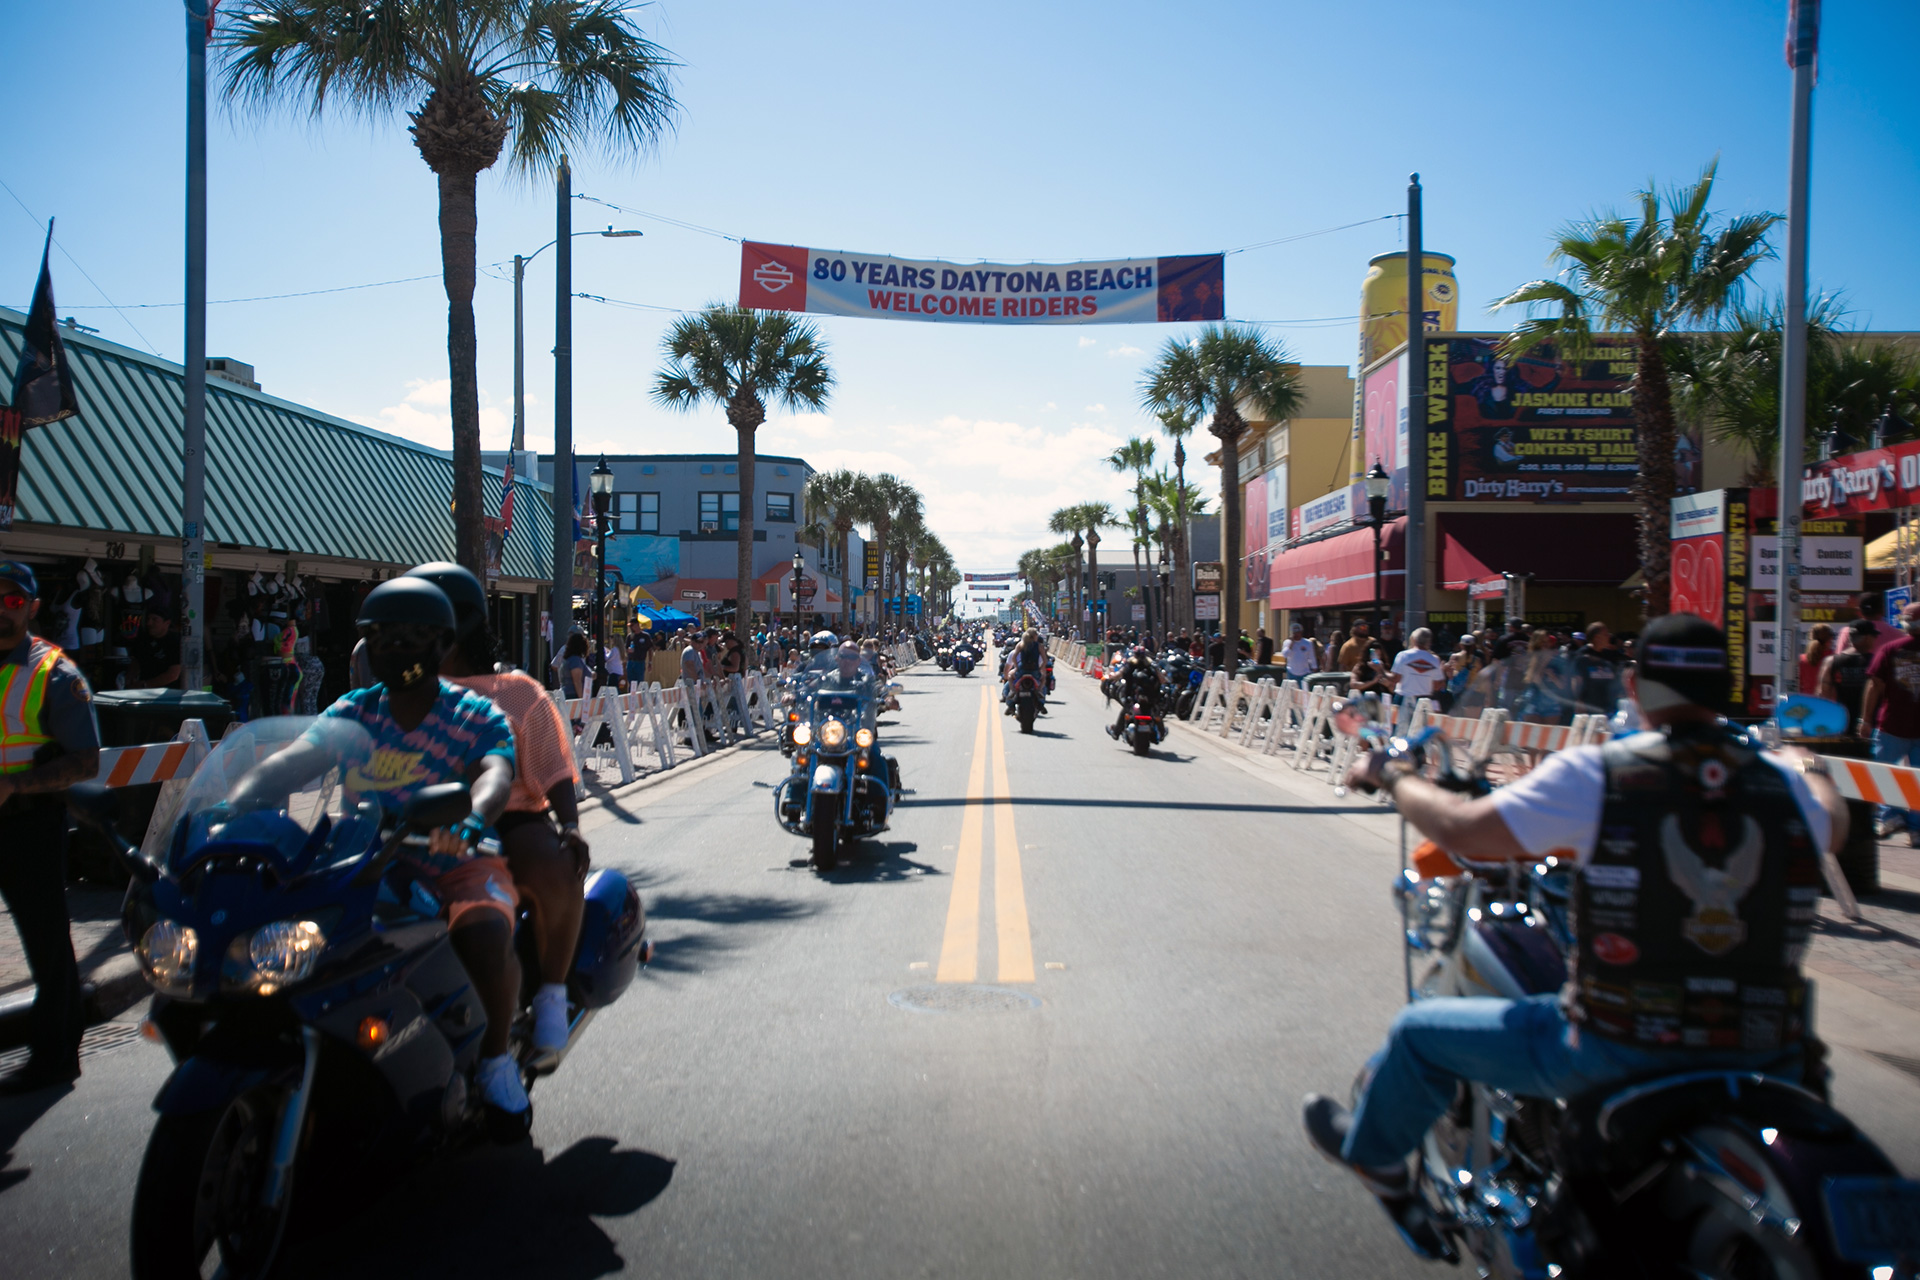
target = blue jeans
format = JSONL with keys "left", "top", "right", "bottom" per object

{"left": 1872, "top": 730, "right": 1920, "bottom": 833}
{"left": 1342, "top": 995, "right": 1797, "bottom": 1168}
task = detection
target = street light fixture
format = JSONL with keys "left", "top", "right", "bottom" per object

{"left": 1157, "top": 549, "right": 1171, "bottom": 648}
{"left": 791, "top": 549, "right": 805, "bottom": 635}
{"left": 589, "top": 455, "right": 614, "bottom": 690}
{"left": 1365, "top": 461, "right": 1391, "bottom": 637}
{"left": 512, "top": 227, "right": 643, "bottom": 451}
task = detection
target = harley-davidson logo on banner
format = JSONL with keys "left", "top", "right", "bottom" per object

{"left": 739, "top": 242, "right": 1224, "bottom": 324}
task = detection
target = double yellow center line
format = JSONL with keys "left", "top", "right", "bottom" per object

{"left": 935, "top": 683, "right": 1034, "bottom": 983}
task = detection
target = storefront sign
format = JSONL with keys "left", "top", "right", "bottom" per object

{"left": 1427, "top": 337, "right": 1701, "bottom": 503}
{"left": 1799, "top": 443, "right": 1920, "bottom": 516}
{"left": 1360, "top": 353, "right": 1407, "bottom": 510}
{"left": 1293, "top": 487, "right": 1353, "bottom": 538}
{"left": 1243, "top": 473, "right": 1269, "bottom": 604}
{"left": 1192, "top": 561, "right": 1224, "bottom": 592}
{"left": 1193, "top": 593, "right": 1220, "bottom": 621}
{"left": 739, "top": 242, "right": 1225, "bottom": 324}
{"left": 1266, "top": 461, "right": 1289, "bottom": 547}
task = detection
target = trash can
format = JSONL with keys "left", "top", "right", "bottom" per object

{"left": 69, "top": 690, "right": 235, "bottom": 884}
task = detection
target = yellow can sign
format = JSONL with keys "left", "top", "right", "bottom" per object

{"left": 1359, "top": 252, "right": 1458, "bottom": 369}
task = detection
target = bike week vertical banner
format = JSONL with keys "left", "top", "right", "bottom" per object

{"left": 739, "top": 242, "right": 1225, "bottom": 324}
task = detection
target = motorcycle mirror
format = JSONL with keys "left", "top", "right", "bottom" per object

{"left": 403, "top": 783, "right": 472, "bottom": 833}
{"left": 1330, "top": 701, "right": 1370, "bottom": 737}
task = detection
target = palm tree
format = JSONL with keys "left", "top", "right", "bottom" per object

{"left": 1153, "top": 406, "right": 1199, "bottom": 633}
{"left": 1142, "top": 326, "right": 1304, "bottom": 674}
{"left": 861, "top": 474, "right": 920, "bottom": 630}
{"left": 655, "top": 304, "right": 834, "bottom": 629}
{"left": 805, "top": 469, "right": 872, "bottom": 636}
{"left": 1144, "top": 470, "right": 1210, "bottom": 641}
{"left": 1077, "top": 501, "right": 1118, "bottom": 639}
{"left": 1047, "top": 508, "right": 1085, "bottom": 629}
{"left": 1494, "top": 160, "right": 1780, "bottom": 618}
{"left": 222, "top": 0, "right": 677, "bottom": 572}
{"left": 1107, "top": 438, "right": 1156, "bottom": 634}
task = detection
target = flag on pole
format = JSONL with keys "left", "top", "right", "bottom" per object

{"left": 2, "top": 224, "right": 80, "bottom": 531}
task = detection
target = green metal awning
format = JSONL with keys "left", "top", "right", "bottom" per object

{"left": 0, "top": 307, "right": 551, "bottom": 582}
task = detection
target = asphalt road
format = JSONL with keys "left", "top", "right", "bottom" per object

{"left": 2, "top": 653, "right": 1915, "bottom": 1278}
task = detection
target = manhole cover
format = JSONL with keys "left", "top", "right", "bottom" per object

{"left": 0, "top": 1020, "right": 145, "bottom": 1075}
{"left": 888, "top": 984, "right": 1040, "bottom": 1015}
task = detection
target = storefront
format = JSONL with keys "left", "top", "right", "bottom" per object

{"left": 1268, "top": 516, "right": 1405, "bottom": 638}
{"left": 0, "top": 309, "right": 552, "bottom": 709}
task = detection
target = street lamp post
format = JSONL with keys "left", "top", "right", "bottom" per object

{"left": 589, "top": 456, "right": 613, "bottom": 691}
{"left": 791, "top": 550, "right": 805, "bottom": 634}
{"left": 512, "top": 226, "right": 641, "bottom": 450}
{"left": 1157, "top": 550, "right": 1171, "bottom": 648}
{"left": 1365, "top": 461, "right": 1391, "bottom": 637}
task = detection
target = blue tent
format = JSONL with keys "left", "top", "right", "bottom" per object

{"left": 635, "top": 602, "right": 698, "bottom": 629}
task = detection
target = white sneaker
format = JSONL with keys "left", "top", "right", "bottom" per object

{"left": 476, "top": 1053, "right": 530, "bottom": 1114}
{"left": 532, "top": 986, "right": 570, "bottom": 1053}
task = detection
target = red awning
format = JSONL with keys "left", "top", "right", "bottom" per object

{"left": 1438, "top": 512, "right": 1639, "bottom": 590}
{"left": 1269, "top": 517, "right": 1405, "bottom": 610}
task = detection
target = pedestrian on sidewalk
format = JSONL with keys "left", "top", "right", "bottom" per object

{"left": 1284, "top": 623, "right": 1318, "bottom": 680}
{"left": 1389, "top": 628, "right": 1445, "bottom": 702}
{"left": 0, "top": 562, "right": 100, "bottom": 1094}
{"left": 1254, "top": 628, "right": 1275, "bottom": 666}
{"left": 1858, "top": 602, "right": 1920, "bottom": 844}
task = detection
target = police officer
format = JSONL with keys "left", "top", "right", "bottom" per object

{"left": 0, "top": 562, "right": 101, "bottom": 1094}
{"left": 1299, "top": 614, "right": 1845, "bottom": 1223}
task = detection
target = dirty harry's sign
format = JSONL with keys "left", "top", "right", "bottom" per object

{"left": 1799, "top": 439, "right": 1920, "bottom": 516}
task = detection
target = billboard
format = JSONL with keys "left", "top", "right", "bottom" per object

{"left": 1361, "top": 354, "right": 1408, "bottom": 510}
{"left": 1266, "top": 461, "right": 1289, "bottom": 547}
{"left": 1294, "top": 486, "right": 1353, "bottom": 539}
{"left": 1243, "top": 473, "right": 1269, "bottom": 604}
{"left": 605, "top": 535, "right": 682, "bottom": 596}
{"left": 740, "top": 242, "right": 1224, "bottom": 325}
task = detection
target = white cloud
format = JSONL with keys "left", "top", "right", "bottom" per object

{"left": 1084, "top": 403, "right": 1106, "bottom": 413}
{"left": 358, "top": 377, "right": 511, "bottom": 451}
{"left": 1106, "top": 344, "right": 1144, "bottom": 359}
{"left": 1043, "top": 401, "right": 1057, "bottom": 411}
{"left": 1077, "top": 336, "right": 1097, "bottom": 348}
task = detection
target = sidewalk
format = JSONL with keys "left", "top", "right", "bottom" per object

{"left": 0, "top": 729, "right": 772, "bottom": 1047}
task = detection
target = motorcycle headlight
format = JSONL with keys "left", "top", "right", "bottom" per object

{"left": 855, "top": 727, "right": 874, "bottom": 748}
{"left": 792, "top": 723, "right": 812, "bottom": 746}
{"left": 137, "top": 920, "right": 198, "bottom": 996}
{"left": 820, "top": 718, "right": 847, "bottom": 748}
{"left": 225, "top": 919, "right": 326, "bottom": 995}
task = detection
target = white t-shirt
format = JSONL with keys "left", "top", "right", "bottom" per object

{"left": 1390, "top": 647, "right": 1445, "bottom": 697}
{"left": 1488, "top": 740, "right": 1832, "bottom": 861}
{"left": 1285, "top": 638, "right": 1319, "bottom": 677}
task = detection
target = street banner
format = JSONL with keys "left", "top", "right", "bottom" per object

{"left": 1243, "top": 473, "right": 1268, "bottom": 605}
{"left": 1361, "top": 352, "right": 1408, "bottom": 510}
{"left": 963, "top": 572, "right": 1019, "bottom": 581}
{"left": 11, "top": 228, "right": 80, "bottom": 428}
{"left": 739, "top": 242, "right": 1224, "bottom": 325}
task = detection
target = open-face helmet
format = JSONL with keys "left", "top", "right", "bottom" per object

{"left": 357, "top": 578, "right": 456, "bottom": 690}
{"left": 403, "top": 561, "right": 487, "bottom": 637}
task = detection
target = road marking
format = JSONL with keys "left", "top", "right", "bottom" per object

{"left": 936, "top": 685, "right": 991, "bottom": 982}
{"left": 909, "top": 962, "right": 929, "bottom": 971}
{"left": 988, "top": 694, "right": 1035, "bottom": 983}
{"left": 1045, "top": 962, "right": 1066, "bottom": 970}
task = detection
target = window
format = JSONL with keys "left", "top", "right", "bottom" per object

{"left": 614, "top": 492, "right": 658, "bottom": 534}
{"left": 698, "top": 491, "right": 740, "bottom": 532}
{"left": 766, "top": 492, "right": 794, "bottom": 522}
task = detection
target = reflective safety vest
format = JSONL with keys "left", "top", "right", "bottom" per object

{"left": 0, "top": 639, "right": 62, "bottom": 774}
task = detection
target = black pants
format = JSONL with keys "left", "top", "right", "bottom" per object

{"left": 0, "top": 800, "right": 83, "bottom": 1070}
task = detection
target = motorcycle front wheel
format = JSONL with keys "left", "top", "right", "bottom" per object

{"left": 812, "top": 821, "right": 839, "bottom": 870}
{"left": 131, "top": 1084, "right": 297, "bottom": 1280}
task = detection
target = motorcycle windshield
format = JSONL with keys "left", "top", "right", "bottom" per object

{"left": 145, "top": 715, "right": 378, "bottom": 873}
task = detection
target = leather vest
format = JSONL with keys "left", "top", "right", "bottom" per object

{"left": 1569, "top": 726, "right": 1819, "bottom": 1053}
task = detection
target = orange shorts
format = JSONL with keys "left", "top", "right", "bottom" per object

{"left": 432, "top": 855, "right": 521, "bottom": 929}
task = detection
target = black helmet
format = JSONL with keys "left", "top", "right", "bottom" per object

{"left": 403, "top": 561, "right": 486, "bottom": 636}
{"left": 357, "top": 578, "right": 456, "bottom": 632}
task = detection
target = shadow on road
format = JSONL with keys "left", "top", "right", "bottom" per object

{"left": 0, "top": 1087, "right": 69, "bottom": 1195}
{"left": 615, "top": 868, "right": 822, "bottom": 975}
{"left": 899, "top": 796, "right": 1385, "bottom": 816}
{"left": 280, "top": 1136, "right": 674, "bottom": 1280}
{"left": 823, "top": 838, "right": 942, "bottom": 884}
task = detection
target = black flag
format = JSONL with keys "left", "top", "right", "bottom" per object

{"left": 12, "top": 224, "right": 79, "bottom": 427}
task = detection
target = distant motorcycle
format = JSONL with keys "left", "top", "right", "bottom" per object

{"left": 75, "top": 717, "right": 647, "bottom": 1280}
{"left": 1009, "top": 673, "right": 1044, "bottom": 734}
{"left": 1119, "top": 694, "right": 1165, "bottom": 756}
{"left": 936, "top": 645, "right": 953, "bottom": 671}
{"left": 775, "top": 680, "right": 899, "bottom": 870}
{"left": 951, "top": 646, "right": 977, "bottom": 678}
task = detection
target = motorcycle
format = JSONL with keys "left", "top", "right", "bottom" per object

{"left": 936, "top": 645, "right": 953, "bottom": 671}
{"left": 1009, "top": 672, "right": 1045, "bottom": 734}
{"left": 952, "top": 647, "right": 977, "bottom": 678}
{"left": 71, "top": 717, "right": 648, "bottom": 1280}
{"left": 1351, "top": 723, "right": 1920, "bottom": 1279}
{"left": 1162, "top": 655, "right": 1206, "bottom": 720}
{"left": 1119, "top": 693, "right": 1165, "bottom": 756}
{"left": 775, "top": 680, "right": 899, "bottom": 870}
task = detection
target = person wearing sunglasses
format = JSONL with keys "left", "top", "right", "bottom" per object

{"left": 0, "top": 561, "right": 101, "bottom": 1094}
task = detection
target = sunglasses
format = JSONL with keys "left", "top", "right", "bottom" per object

{"left": 364, "top": 622, "right": 444, "bottom": 649}
{"left": 0, "top": 592, "right": 29, "bottom": 611}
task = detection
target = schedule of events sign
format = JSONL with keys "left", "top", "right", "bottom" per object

{"left": 1425, "top": 337, "right": 1702, "bottom": 503}
{"left": 739, "top": 242, "right": 1224, "bottom": 325}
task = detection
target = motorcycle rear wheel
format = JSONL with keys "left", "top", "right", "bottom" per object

{"left": 131, "top": 1085, "right": 296, "bottom": 1280}
{"left": 1017, "top": 704, "right": 1036, "bottom": 734}
{"left": 812, "top": 821, "right": 839, "bottom": 871}
{"left": 1131, "top": 730, "right": 1152, "bottom": 756}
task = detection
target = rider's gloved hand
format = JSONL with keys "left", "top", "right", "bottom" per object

{"left": 1345, "top": 748, "right": 1414, "bottom": 796}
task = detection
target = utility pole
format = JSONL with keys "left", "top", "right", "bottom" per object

{"left": 550, "top": 159, "right": 574, "bottom": 664}
{"left": 1776, "top": 0, "right": 1818, "bottom": 694}
{"left": 1404, "top": 173, "right": 1427, "bottom": 636}
{"left": 512, "top": 253, "right": 525, "bottom": 452}
{"left": 180, "top": 0, "right": 210, "bottom": 691}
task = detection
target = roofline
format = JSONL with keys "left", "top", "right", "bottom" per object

{"left": 0, "top": 306, "right": 549, "bottom": 492}
{"left": 581, "top": 452, "right": 816, "bottom": 468}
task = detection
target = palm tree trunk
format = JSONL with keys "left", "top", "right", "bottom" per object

{"left": 735, "top": 428, "right": 756, "bottom": 628}
{"left": 839, "top": 521, "right": 854, "bottom": 637}
{"left": 875, "top": 518, "right": 889, "bottom": 633}
{"left": 1087, "top": 533, "right": 1102, "bottom": 641}
{"left": 1174, "top": 443, "right": 1191, "bottom": 634}
{"left": 1216, "top": 425, "right": 1243, "bottom": 676}
{"left": 1633, "top": 332, "right": 1678, "bottom": 621}
{"left": 438, "top": 168, "right": 487, "bottom": 573}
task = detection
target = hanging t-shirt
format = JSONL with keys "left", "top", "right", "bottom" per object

{"left": 307, "top": 680, "right": 514, "bottom": 874}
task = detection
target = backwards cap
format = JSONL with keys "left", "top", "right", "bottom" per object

{"left": 1636, "top": 612, "right": 1730, "bottom": 710}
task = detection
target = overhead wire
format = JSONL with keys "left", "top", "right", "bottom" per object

{"left": 0, "top": 174, "right": 163, "bottom": 355}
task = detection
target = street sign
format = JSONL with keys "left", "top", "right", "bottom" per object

{"left": 864, "top": 544, "right": 881, "bottom": 589}
{"left": 1194, "top": 593, "right": 1220, "bottom": 621}
{"left": 1192, "top": 562, "right": 1224, "bottom": 592}
{"left": 680, "top": 590, "right": 708, "bottom": 600}
{"left": 1131, "top": 604, "right": 1146, "bottom": 621}
{"left": 1889, "top": 585, "right": 1912, "bottom": 625}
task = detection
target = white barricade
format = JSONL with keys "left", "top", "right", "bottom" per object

{"left": 1189, "top": 670, "right": 1231, "bottom": 731}
{"left": 1236, "top": 679, "right": 1282, "bottom": 751}
{"left": 1291, "top": 689, "right": 1336, "bottom": 772}
{"left": 1220, "top": 676, "right": 1262, "bottom": 740}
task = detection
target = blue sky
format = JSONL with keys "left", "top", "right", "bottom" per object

{"left": 2, "top": 0, "right": 1915, "bottom": 569}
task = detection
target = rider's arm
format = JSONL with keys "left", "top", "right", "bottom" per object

{"left": 464, "top": 753, "right": 514, "bottom": 826}
{"left": 1350, "top": 746, "right": 1604, "bottom": 863}
{"left": 229, "top": 738, "right": 336, "bottom": 810}
{"left": 1858, "top": 672, "right": 1884, "bottom": 737}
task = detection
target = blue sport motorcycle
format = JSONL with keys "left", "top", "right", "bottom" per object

{"left": 72, "top": 717, "right": 648, "bottom": 1280}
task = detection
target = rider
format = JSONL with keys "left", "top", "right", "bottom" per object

{"left": 1105, "top": 645, "right": 1164, "bottom": 739}
{"left": 408, "top": 562, "right": 590, "bottom": 1063}
{"left": 1301, "top": 614, "right": 1844, "bottom": 1238}
{"left": 1003, "top": 628, "right": 1049, "bottom": 715}
{"left": 819, "top": 640, "right": 904, "bottom": 795}
{"left": 238, "top": 578, "right": 532, "bottom": 1129}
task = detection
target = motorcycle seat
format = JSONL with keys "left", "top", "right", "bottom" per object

{"left": 1555, "top": 1067, "right": 1842, "bottom": 1177}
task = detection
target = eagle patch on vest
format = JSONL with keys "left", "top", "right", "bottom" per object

{"left": 1661, "top": 812, "right": 1762, "bottom": 956}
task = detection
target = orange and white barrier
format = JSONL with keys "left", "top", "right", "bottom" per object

{"left": 98, "top": 738, "right": 202, "bottom": 787}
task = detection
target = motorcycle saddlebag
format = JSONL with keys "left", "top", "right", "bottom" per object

{"left": 570, "top": 868, "right": 646, "bottom": 1009}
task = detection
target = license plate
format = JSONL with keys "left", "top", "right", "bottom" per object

{"left": 1825, "top": 1177, "right": 1920, "bottom": 1262}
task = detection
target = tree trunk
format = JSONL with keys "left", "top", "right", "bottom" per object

{"left": 1087, "top": 532, "right": 1101, "bottom": 641}
{"left": 1633, "top": 332, "right": 1678, "bottom": 620}
{"left": 1214, "top": 416, "right": 1245, "bottom": 676}
{"left": 726, "top": 392, "right": 765, "bottom": 633}
{"left": 874, "top": 517, "right": 889, "bottom": 634}
{"left": 437, "top": 167, "right": 487, "bottom": 573}
{"left": 1174, "top": 440, "right": 1192, "bottom": 633}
